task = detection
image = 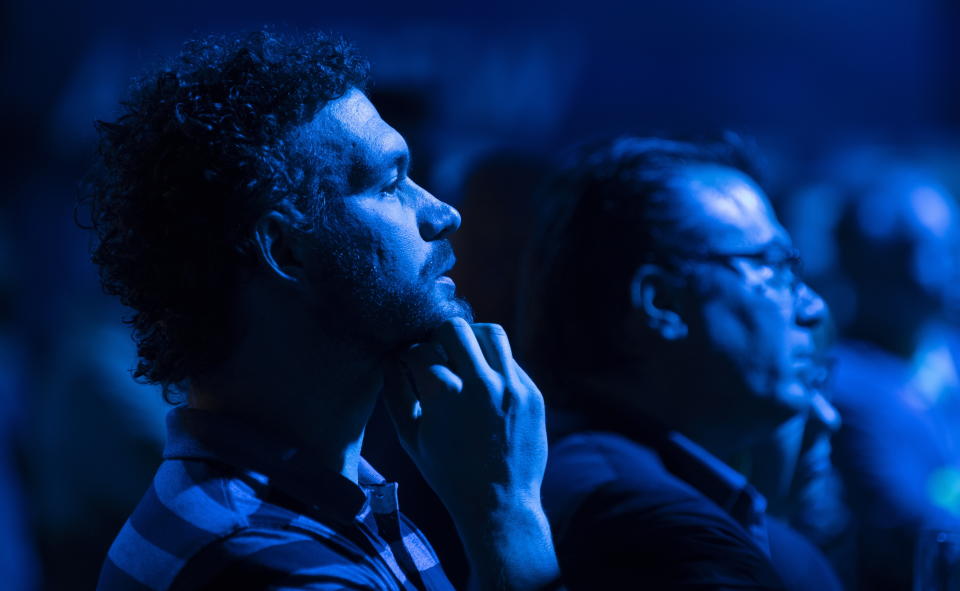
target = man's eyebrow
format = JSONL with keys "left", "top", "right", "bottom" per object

{"left": 346, "top": 149, "right": 410, "bottom": 191}
{"left": 747, "top": 240, "right": 798, "bottom": 261}
{"left": 385, "top": 149, "right": 410, "bottom": 176}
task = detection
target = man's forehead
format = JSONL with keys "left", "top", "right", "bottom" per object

{"left": 298, "top": 88, "right": 408, "bottom": 184}
{"left": 670, "top": 164, "right": 789, "bottom": 250}
{"left": 323, "top": 88, "right": 380, "bottom": 134}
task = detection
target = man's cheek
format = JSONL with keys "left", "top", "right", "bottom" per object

{"left": 706, "top": 303, "right": 752, "bottom": 357}
{"left": 375, "top": 240, "right": 418, "bottom": 282}
{"left": 341, "top": 222, "right": 392, "bottom": 277}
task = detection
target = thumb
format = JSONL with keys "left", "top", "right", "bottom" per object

{"left": 381, "top": 358, "right": 421, "bottom": 453}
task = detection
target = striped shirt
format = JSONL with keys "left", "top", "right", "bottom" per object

{"left": 98, "top": 407, "right": 455, "bottom": 591}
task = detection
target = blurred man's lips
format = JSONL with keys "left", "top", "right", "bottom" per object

{"left": 789, "top": 352, "right": 816, "bottom": 380}
{"left": 790, "top": 350, "right": 833, "bottom": 391}
{"left": 436, "top": 276, "right": 455, "bottom": 287}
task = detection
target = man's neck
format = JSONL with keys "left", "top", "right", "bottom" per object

{"left": 579, "top": 369, "right": 745, "bottom": 466}
{"left": 189, "top": 335, "right": 384, "bottom": 484}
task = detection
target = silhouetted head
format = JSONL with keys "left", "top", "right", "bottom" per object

{"left": 788, "top": 148, "right": 960, "bottom": 356}
{"left": 520, "top": 136, "right": 825, "bottom": 454}
{"left": 84, "top": 31, "right": 469, "bottom": 400}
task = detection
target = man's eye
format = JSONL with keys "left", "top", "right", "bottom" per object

{"left": 768, "top": 260, "right": 801, "bottom": 289}
{"left": 381, "top": 178, "right": 401, "bottom": 196}
{"left": 754, "top": 264, "right": 776, "bottom": 282}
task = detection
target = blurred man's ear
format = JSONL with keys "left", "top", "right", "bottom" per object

{"left": 629, "top": 264, "right": 688, "bottom": 341}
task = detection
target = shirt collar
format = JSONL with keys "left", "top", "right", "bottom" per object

{"left": 163, "top": 406, "right": 384, "bottom": 521}
{"left": 550, "top": 401, "right": 770, "bottom": 552}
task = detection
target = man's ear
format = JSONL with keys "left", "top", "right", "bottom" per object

{"left": 629, "top": 264, "right": 688, "bottom": 341}
{"left": 253, "top": 210, "right": 306, "bottom": 284}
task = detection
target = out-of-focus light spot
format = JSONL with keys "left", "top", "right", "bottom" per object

{"left": 906, "top": 343, "right": 958, "bottom": 411}
{"left": 910, "top": 185, "right": 952, "bottom": 238}
{"left": 928, "top": 467, "right": 960, "bottom": 516}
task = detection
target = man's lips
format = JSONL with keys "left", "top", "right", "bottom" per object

{"left": 423, "top": 241, "right": 456, "bottom": 279}
{"left": 790, "top": 347, "right": 818, "bottom": 363}
{"left": 432, "top": 254, "right": 457, "bottom": 288}
{"left": 432, "top": 254, "right": 457, "bottom": 279}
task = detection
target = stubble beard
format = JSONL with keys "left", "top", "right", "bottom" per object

{"left": 317, "top": 239, "right": 473, "bottom": 354}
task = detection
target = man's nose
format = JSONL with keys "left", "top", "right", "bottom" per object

{"left": 795, "top": 282, "right": 826, "bottom": 327}
{"left": 416, "top": 183, "right": 462, "bottom": 241}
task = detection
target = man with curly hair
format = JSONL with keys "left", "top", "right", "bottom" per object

{"left": 86, "top": 31, "right": 559, "bottom": 591}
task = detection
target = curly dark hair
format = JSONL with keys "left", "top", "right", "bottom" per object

{"left": 81, "top": 30, "right": 370, "bottom": 400}
{"left": 515, "top": 135, "right": 763, "bottom": 401}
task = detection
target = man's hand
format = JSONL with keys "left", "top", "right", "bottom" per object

{"left": 383, "top": 317, "right": 559, "bottom": 591}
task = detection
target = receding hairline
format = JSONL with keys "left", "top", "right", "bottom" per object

{"left": 652, "top": 163, "right": 787, "bottom": 254}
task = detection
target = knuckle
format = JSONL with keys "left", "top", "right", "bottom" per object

{"left": 473, "top": 322, "right": 507, "bottom": 338}
{"left": 502, "top": 376, "right": 525, "bottom": 399}
{"left": 487, "top": 373, "right": 505, "bottom": 393}
{"left": 511, "top": 379, "right": 543, "bottom": 412}
{"left": 436, "top": 317, "right": 464, "bottom": 339}
{"left": 529, "top": 389, "right": 546, "bottom": 414}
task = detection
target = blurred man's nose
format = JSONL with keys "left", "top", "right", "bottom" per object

{"left": 796, "top": 282, "right": 826, "bottom": 327}
{"left": 416, "top": 182, "right": 462, "bottom": 241}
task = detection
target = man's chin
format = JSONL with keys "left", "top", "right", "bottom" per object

{"left": 417, "top": 296, "right": 475, "bottom": 337}
{"left": 439, "top": 296, "right": 474, "bottom": 324}
{"left": 387, "top": 296, "right": 474, "bottom": 352}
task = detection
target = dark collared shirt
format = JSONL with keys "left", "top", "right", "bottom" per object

{"left": 543, "top": 403, "right": 841, "bottom": 591}
{"left": 98, "top": 407, "right": 454, "bottom": 591}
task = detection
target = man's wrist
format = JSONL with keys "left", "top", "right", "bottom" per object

{"left": 455, "top": 498, "right": 560, "bottom": 591}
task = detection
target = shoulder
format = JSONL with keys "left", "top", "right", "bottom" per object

{"left": 544, "top": 431, "right": 784, "bottom": 590}
{"left": 121, "top": 458, "right": 290, "bottom": 554}
{"left": 544, "top": 431, "right": 707, "bottom": 534}
{"left": 545, "top": 430, "right": 670, "bottom": 496}
{"left": 546, "top": 430, "right": 750, "bottom": 528}
{"left": 99, "top": 459, "right": 257, "bottom": 591}
{"left": 99, "top": 459, "right": 390, "bottom": 591}
{"left": 170, "top": 528, "right": 387, "bottom": 591}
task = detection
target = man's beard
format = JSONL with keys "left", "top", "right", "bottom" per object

{"left": 316, "top": 236, "right": 473, "bottom": 354}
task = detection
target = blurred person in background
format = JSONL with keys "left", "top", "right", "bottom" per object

{"left": 0, "top": 223, "right": 38, "bottom": 591}
{"left": 83, "top": 30, "right": 560, "bottom": 591}
{"left": 27, "top": 296, "right": 168, "bottom": 590}
{"left": 518, "top": 136, "right": 841, "bottom": 590}
{"left": 786, "top": 147, "right": 960, "bottom": 590}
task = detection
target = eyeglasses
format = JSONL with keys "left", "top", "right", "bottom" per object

{"left": 655, "top": 246, "right": 804, "bottom": 293}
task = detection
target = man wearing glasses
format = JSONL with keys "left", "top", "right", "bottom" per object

{"left": 518, "top": 137, "right": 842, "bottom": 590}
